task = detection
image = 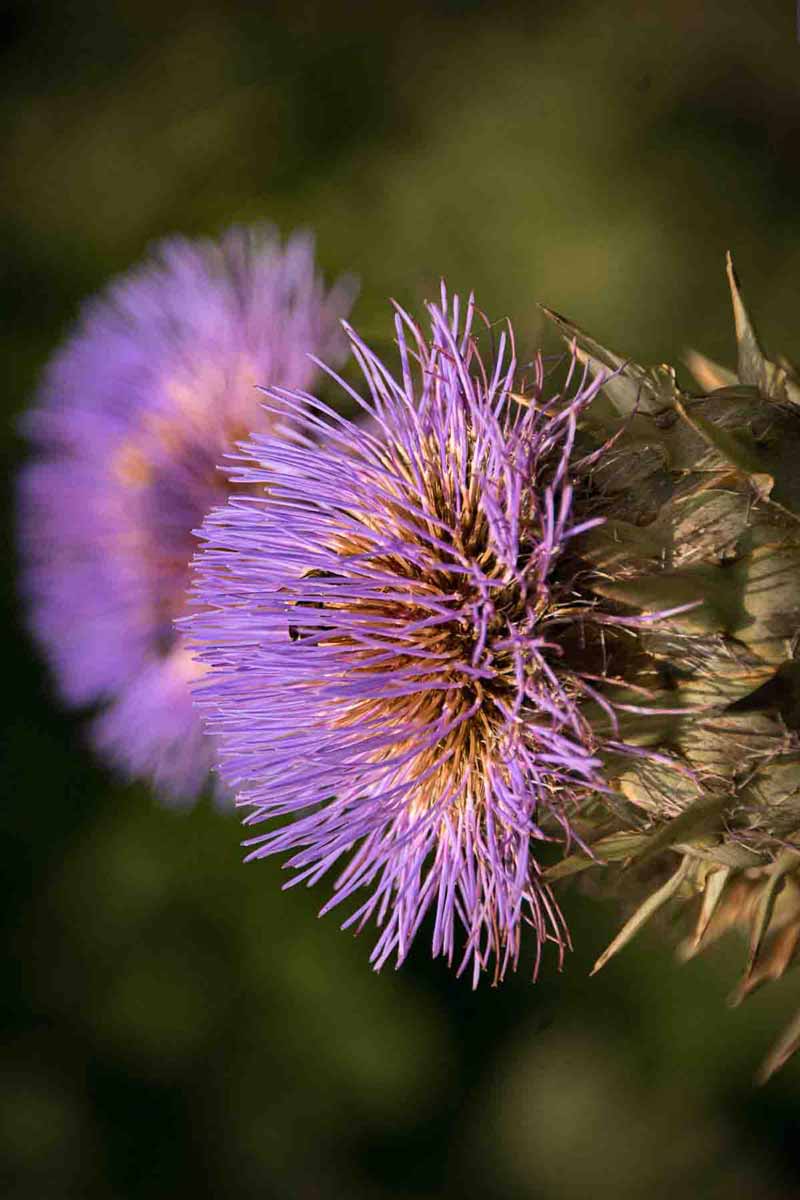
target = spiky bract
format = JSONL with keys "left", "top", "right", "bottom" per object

{"left": 542, "top": 255, "right": 800, "bottom": 1079}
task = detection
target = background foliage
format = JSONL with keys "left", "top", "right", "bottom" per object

{"left": 4, "top": 2, "right": 800, "bottom": 1196}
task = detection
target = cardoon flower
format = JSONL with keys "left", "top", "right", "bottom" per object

{"left": 186, "top": 290, "right": 702, "bottom": 981}
{"left": 19, "top": 227, "right": 354, "bottom": 800}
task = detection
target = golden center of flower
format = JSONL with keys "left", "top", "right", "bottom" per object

{"left": 111, "top": 356, "right": 269, "bottom": 650}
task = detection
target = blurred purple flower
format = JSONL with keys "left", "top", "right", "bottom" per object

{"left": 186, "top": 289, "right": 642, "bottom": 981}
{"left": 19, "top": 226, "right": 354, "bottom": 801}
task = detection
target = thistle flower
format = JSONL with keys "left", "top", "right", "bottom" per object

{"left": 540, "top": 256, "right": 800, "bottom": 1078}
{"left": 19, "top": 227, "right": 354, "bottom": 800}
{"left": 186, "top": 289, "right": 706, "bottom": 981}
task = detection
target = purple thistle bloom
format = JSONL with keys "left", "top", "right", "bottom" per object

{"left": 19, "top": 226, "right": 354, "bottom": 801}
{"left": 186, "top": 288, "right": 655, "bottom": 980}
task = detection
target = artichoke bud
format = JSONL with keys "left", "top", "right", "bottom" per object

{"left": 540, "top": 257, "right": 800, "bottom": 1076}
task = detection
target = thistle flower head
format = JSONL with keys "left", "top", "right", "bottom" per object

{"left": 19, "top": 226, "right": 354, "bottom": 800}
{"left": 187, "top": 288, "right": 668, "bottom": 980}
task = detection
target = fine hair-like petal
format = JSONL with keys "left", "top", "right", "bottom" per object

{"left": 186, "top": 288, "right": 653, "bottom": 979}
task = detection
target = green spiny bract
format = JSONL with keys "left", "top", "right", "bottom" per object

{"left": 541, "top": 254, "right": 800, "bottom": 1081}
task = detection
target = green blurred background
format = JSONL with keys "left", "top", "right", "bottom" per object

{"left": 4, "top": 1, "right": 800, "bottom": 1196}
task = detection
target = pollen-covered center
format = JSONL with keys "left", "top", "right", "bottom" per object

{"left": 284, "top": 434, "right": 595, "bottom": 812}
{"left": 112, "top": 359, "right": 265, "bottom": 655}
